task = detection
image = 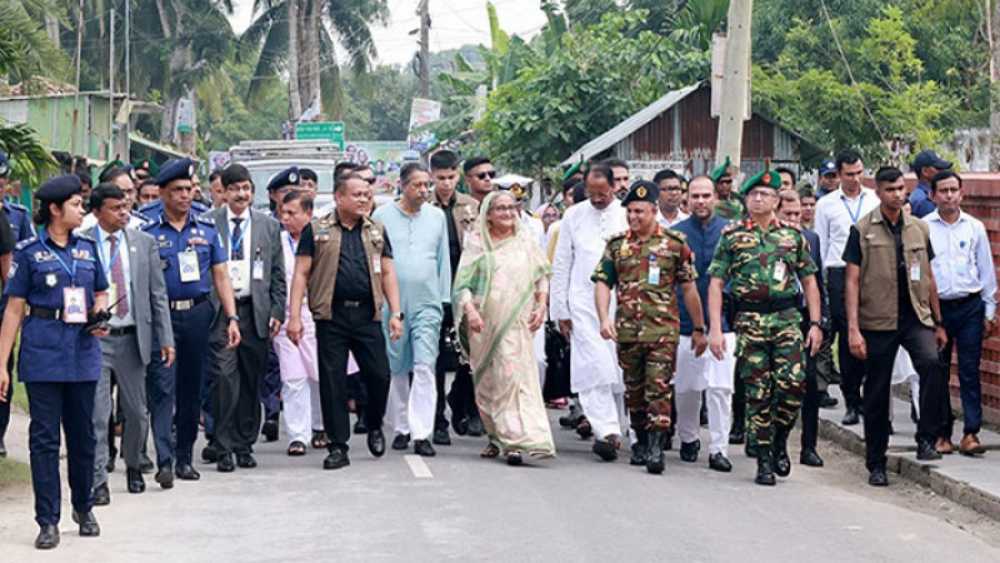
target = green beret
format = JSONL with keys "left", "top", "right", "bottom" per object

{"left": 709, "top": 156, "right": 734, "bottom": 183}
{"left": 740, "top": 168, "right": 782, "bottom": 196}
{"left": 99, "top": 160, "right": 126, "bottom": 182}
{"left": 132, "top": 159, "right": 160, "bottom": 175}
{"left": 561, "top": 161, "right": 583, "bottom": 182}
{"left": 622, "top": 180, "right": 659, "bottom": 206}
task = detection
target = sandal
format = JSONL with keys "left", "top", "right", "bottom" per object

{"left": 311, "top": 431, "right": 330, "bottom": 449}
{"left": 480, "top": 443, "right": 500, "bottom": 458}
{"left": 287, "top": 441, "right": 307, "bottom": 456}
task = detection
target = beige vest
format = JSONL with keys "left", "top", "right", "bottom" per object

{"left": 306, "top": 212, "right": 386, "bottom": 321}
{"left": 856, "top": 210, "right": 933, "bottom": 331}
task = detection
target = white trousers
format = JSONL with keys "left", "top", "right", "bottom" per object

{"left": 674, "top": 334, "right": 736, "bottom": 455}
{"left": 281, "top": 378, "right": 323, "bottom": 445}
{"left": 578, "top": 384, "right": 627, "bottom": 440}
{"left": 386, "top": 363, "right": 437, "bottom": 440}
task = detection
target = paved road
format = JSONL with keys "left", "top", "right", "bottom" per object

{"left": 2, "top": 410, "right": 999, "bottom": 562}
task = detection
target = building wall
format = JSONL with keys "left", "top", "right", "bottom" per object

{"left": 0, "top": 94, "right": 116, "bottom": 162}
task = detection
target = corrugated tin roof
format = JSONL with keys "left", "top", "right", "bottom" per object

{"left": 561, "top": 82, "right": 703, "bottom": 166}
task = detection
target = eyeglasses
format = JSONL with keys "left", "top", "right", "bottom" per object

{"left": 717, "top": 179, "right": 733, "bottom": 185}
{"left": 476, "top": 170, "right": 497, "bottom": 180}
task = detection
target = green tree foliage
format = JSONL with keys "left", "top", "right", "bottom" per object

{"left": 477, "top": 10, "right": 709, "bottom": 172}
{"left": 199, "top": 58, "right": 287, "bottom": 152}
{"left": 0, "top": 0, "right": 69, "bottom": 83}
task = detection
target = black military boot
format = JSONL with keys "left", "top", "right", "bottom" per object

{"left": 772, "top": 426, "right": 791, "bottom": 478}
{"left": 755, "top": 450, "right": 776, "bottom": 486}
{"left": 646, "top": 432, "right": 665, "bottom": 475}
{"left": 630, "top": 430, "right": 649, "bottom": 466}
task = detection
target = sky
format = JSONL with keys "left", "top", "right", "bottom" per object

{"left": 230, "top": 0, "right": 550, "bottom": 66}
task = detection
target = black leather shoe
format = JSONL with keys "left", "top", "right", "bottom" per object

{"left": 127, "top": 468, "right": 145, "bottom": 493}
{"left": 592, "top": 439, "right": 618, "bottom": 462}
{"left": 664, "top": 433, "right": 673, "bottom": 451}
{"left": 452, "top": 416, "right": 469, "bottom": 436}
{"left": 755, "top": 452, "right": 776, "bottom": 486}
{"left": 175, "top": 463, "right": 200, "bottom": 480}
{"left": 155, "top": 467, "right": 174, "bottom": 489}
{"left": 35, "top": 524, "right": 60, "bottom": 549}
{"left": 105, "top": 456, "right": 115, "bottom": 474}
{"left": 629, "top": 431, "right": 648, "bottom": 466}
{"left": 201, "top": 444, "right": 219, "bottom": 464}
{"left": 745, "top": 443, "right": 758, "bottom": 459}
{"left": 432, "top": 428, "right": 451, "bottom": 446}
{"left": 708, "top": 452, "right": 733, "bottom": 472}
{"left": 72, "top": 510, "right": 100, "bottom": 537}
{"left": 869, "top": 466, "right": 889, "bottom": 487}
{"left": 261, "top": 419, "right": 279, "bottom": 442}
{"left": 841, "top": 407, "right": 861, "bottom": 426}
{"left": 217, "top": 453, "right": 235, "bottom": 473}
{"left": 353, "top": 416, "right": 369, "bottom": 435}
{"left": 917, "top": 441, "right": 943, "bottom": 461}
{"left": 800, "top": 448, "right": 824, "bottom": 467}
{"left": 575, "top": 417, "right": 594, "bottom": 439}
{"left": 367, "top": 428, "right": 386, "bottom": 457}
{"left": 0, "top": 438, "right": 7, "bottom": 458}
{"left": 645, "top": 432, "right": 665, "bottom": 474}
{"left": 467, "top": 416, "right": 485, "bottom": 437}
{"left": 818, "top": 392, "right": 839, "bottom": 409}
{"left": 558, "top": 404, "right": 583, "bottom": 428}
{"left": 772, "top": 428, "right": 791, "bottom": 477}
{"left": 679, "top": 439, "right": 700, "bottom": 463}
{"left": 92, "top": 482, "right": 110, "bottom": 506}
{"left": 728, "top": 428, "right": 745, "bottom": 445}
{"left": 139, "top": 453, "right": 155, "bottom": 474}
{"left": 391, "top": 433, "right": 410, "bottom": 450}
{"left": 236, "top": 453, "right": 257, "bottom": 468}
{"left": 414, "top": 439, "right": 436, "bottom": 457}
{"left": 323, "top": 449, "right": 350, "bottom": 470}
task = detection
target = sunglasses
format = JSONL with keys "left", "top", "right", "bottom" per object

{"left": 476, "top": 170, "right": 497, "bottom": 180}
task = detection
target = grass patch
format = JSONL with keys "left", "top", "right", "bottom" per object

{"left": 0, "top": 455, "right": 30, "bottom": 490}
{"left": 12, "top": 378, "right": 27, "bottom": 413}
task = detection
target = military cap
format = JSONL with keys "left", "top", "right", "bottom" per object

{"left": 709, "top": 156, "right": 735, "bottom": 183}
{"left": 819, "top": 159, "right": 837, "bottom": 176}
{"left": 36, "top": 174, "right": 82, "bottom": 203}
{"left": 154, "top": 157, "right": 197, "bottom": 187}
{"left": 267, "top": 166, "right": 300, "bottom": 192}
{"left": 98, "top": 159, "right": 127, "bottom": 182}
{"left": 622, "top": 180, "right": 659, "bottom": 206}
{"left": 0, "top": 151, "right": 9, "bottom": 177}
{"left": 561, "top": 161, "right": 583, "bottom": 182}
{"left": 221, "top": 163, "right": 252, "bottom": 187}
{"left": 132, "top": 158, "right": 160, "bottom": 176}
{"left": 740, "top": 168, "right": 782, "bottom": 196}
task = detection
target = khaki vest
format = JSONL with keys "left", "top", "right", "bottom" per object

{"left": 856, "top": 210, "right": 933, "bottom": 331}
{"left": 432, "top": 191, "right": 480, "bottom": 246}
{"left": 306, "top": 211, "right": 386, "bottom": 321}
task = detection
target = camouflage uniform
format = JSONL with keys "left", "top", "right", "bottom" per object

{"left": 592, "top": 226, "right": 697, "bottom": 432}
{"left": 707, "top": 217, "right": 817, "bottom": 449}
{"left": 714, "top": 196, "right": 745, "bottom": 221}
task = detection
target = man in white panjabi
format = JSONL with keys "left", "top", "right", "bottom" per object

{"left": 551, "top": 164, "right": 630, "bottom": 459}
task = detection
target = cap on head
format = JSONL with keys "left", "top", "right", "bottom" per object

{"left": 622, "top": 180, "right": 660, "bottom": 206}
{"left": 154, "top": 157, "right": 197, "bottom": 187}
{"left": 709, "top": 156, "right": 734, "bottom": 183}
{"left": 500, "top": 183, "right": 526, "bottom": 200}
{"left": 740, "top": 168, "right": 782, "bottom": 196}
{"left": 36, "top": 174, "right": 83, "bottom": 203}
{"left": 819, "top": 159, "right": 837, "bottom": 176}
{"left": 267, "top": 166, "right": 300, "bottom": 192}
{"left": 561, "top": 161, "right": 583, "bottom": 182}
{"left": 221, "top": 163, "right": 252, "bottom": 187}
{"left": 911, "top": 150, "right": 952, "bottom": 173}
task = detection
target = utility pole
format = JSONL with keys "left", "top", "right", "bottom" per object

{"left": 714, "top": 0, "right": 752, "bottom": 170}
{"left": 418, "top": 0, "right": 430, "bottom": 98}
{"left": 71, "top": 0, "right": 84, "bottom": 162}
{"left": 109, "top": 8, "right": 115, "bottom": 161}
{"left": 989, "top": 0, "right": 1000, "bottom": 170}
{"left": 125, "top": 0, "right": 131, "bottom": 158}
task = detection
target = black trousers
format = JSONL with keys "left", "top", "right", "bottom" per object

{"left": 0, "top": 354, "right": 12, "bottom": 444}
{"left": 210, "top": 302, "right": 269, "bottom": 455}
{"left": 799, "top": 320, "right": 819, "bottom": 450}
{"left": 542, "top": 322, "right": 572, "bottom": 401}
{"left": 316, "top": 302, "right": 390, "bottom": 451}
{"left": 827, "top": 267, "right": 867, "bottom": 410}
{"left": 861, "top": 323, "right": 947, "bottom": 470}
{"left": 434, "top": 308, "right": 477, "bottom": 430}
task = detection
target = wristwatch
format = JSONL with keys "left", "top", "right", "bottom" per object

{"left": 693, "top": 326, "right": 706, "bottom": 334}
{"left": 228, "top": 314, "right": 240, "bottom": 323}
{"left": 809, "top": 320, "right": 822, "bottom": 329}
{"left": 391, "top": 312, "right": 405, "bottom": 321}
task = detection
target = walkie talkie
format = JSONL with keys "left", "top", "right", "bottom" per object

{"left": 84, "top": 294, "right": 127, "bottom": 332}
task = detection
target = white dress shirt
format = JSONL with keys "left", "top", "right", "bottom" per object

{"left": 226, "top": 207, "right": 252, "bottom": 298}
{"left": 925, "top": 210, "right": 997, "bottom": 320}
{"left": 97, "top": 226, "right": 135, "bottom": 327}
{"left": 658, "top": 208, "right": 690, "bottom": 228}
{"left": 814, "top": 186, "right": 880, "bottom": 269}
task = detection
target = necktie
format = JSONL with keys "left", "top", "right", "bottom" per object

{"left": 110, "top": 234, "right": 129, "bottom": 319}
{"left": 231, "top": 217, "right": 244, "bottom": 260}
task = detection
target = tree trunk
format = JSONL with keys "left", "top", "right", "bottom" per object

{"left": 990, "top": 0, "right": 1000, "bottom": 170}
{"left": 288, "top": 0, "right": 303, "bottom": 120}
{"left": 304, "top": 0, "right": 322, "bottom": 117}
{"left": 45, "top": 15, "right": 60, "bottom": 47}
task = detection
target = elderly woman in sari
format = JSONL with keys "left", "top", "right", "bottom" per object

{"left": 454, "top": 191, "right": 556, "bottom": 465}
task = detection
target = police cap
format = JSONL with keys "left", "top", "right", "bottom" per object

{"left": 819, "top": 159, "right": 837, "bottom": 176}
{"left": 155, "top": 157, "right": 196, "bottom": 187}
{"left": 267, "top": 166, "right": 300, "bottom": 192}
{"left": 36, "top": 174, "right": 83, "bottom": 203}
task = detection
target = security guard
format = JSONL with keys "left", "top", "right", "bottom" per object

{"left": 707, "top": 168, "right": 823, "bottom": 486}
{"left": 710, "top": 156, "right": 744, "bottom": 220}
{"left": 137, "top": 158, "right": 209, "bottom": 222}
{"left": 0, "top": 175, "right": 110, "bottom": 549}
{"left": 593, "top": 180, "right": 706, "bottom": 475}
{"left": 0, "top": 152, "right": 36, "bottom": 242}
{"left": 143, "top": 158, "right": 241, "bottom": 488}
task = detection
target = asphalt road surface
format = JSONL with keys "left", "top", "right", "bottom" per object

{"left": 2, "top": 411, "right": 999, "bottom": 562}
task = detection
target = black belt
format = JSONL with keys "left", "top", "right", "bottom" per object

{"left": 941, "top": 292, "right": 981, "bottom": 307}
{"left": 333, "top": 299, "right": 372, "bottom": 309}
{"left": 29, "top": 307, "right": 66, "bottom": 320}
{"left": 169, "top": 295, "right": 208, "bottom": 311}
{"left": 736, "top": 297, "right": 798, "bottom": 314}
{"left": 108, "top": 325, "right": 136, "bottom": 337}
{"left": 235, "top": 296, "right": 253, "bottom": 307}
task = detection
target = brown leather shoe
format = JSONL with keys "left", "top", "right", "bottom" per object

{"left": 959, "top": 433, "right": 986, "bottom": 456}
{"left": 934, "top": 437, "right": 955, "bottom": 455}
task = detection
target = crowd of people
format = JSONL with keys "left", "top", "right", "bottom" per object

{"left": 0, "top": 146, "right": 994, "bottom": 550}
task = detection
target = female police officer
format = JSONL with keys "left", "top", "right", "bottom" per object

{"left": 0, "top": 174, "right": 110, "bottom": 549}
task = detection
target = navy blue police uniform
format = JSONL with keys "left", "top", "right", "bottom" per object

{"left": 142, "top": 160, "right": 227, "bottom": 479}
{"left": 4, "top": 176, "right": 109, "bottom": 530}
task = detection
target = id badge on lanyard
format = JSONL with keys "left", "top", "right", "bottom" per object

{"left": 63, "top": 287, "right": 87, "bottom": 324}
{"left": 647, "top": 254, "right": 660, "bottom": 285}
{"left": 179, "top": 249, "right": 201, "bottom": 283}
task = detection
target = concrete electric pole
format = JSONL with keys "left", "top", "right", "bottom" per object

{"left": 714, "top": 0, "right": 753, "bottom": 170}
{"left": 418, "top": 0, "right": 431, "bottom": 98}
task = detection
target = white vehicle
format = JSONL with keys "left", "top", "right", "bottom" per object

{"left": 228, "top": 139, "right": 342, "bottom": 211}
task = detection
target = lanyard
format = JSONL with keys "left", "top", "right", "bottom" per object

{"left": 98, "top": 232, "right": 122, "bottom": 278}
{"left": 40, "top": 232, "right": 78, "bottom": 286}
{"left": 841, "top": 193, "right": 865, "bottom": 224}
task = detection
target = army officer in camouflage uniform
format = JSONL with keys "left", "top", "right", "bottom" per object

{"left": 593, "top": 180, "right": 706, "bottom": 475}
{"left": 710, "top": 156, "right": 745, "bottom": 220}
{"left": 707, "top": 169, "right": 823, "bottom": 487}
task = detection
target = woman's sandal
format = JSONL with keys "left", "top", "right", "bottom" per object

{"left": 311, "top": 431, "right": 330, "bottom": 449}
{"left": 287, "top": 441, "right": 307, "bottom": 456}
{"left": 480, "top": 443, "right": 500, "bottom": 458}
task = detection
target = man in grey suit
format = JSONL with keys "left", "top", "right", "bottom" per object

{"left": 88, "top": 184, "right": 175, "bottom": 502}
{"left": 206, "top": 164, "right": 286, "bottom": 471}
